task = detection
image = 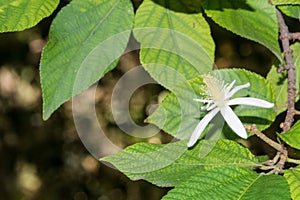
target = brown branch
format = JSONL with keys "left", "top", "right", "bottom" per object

{"left": 294, "top": 110, "right": 300, "bottom": 115}
{"left": 244, "top": 124, "right": 282, "bottom": 151}
{"left": 270, "top": 147, "right": 287, "bottom": 174}
{"left": 276, "top": 9, "right": 296, "bottom": 132}
{"left": 287, "top": 157, "right": 300, "bottom": 164}
{"left": 245, "top": 124, "right": 289, "bottom": 174}
{"left": 290, "top": 32, "right": 300, "bottom": 41}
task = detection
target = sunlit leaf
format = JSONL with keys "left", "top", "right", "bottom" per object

{"left": 102, "top": 140, "right": 258, "bottom": 187}
{"left": 133, "top": 0, "right": 215, "bottom": 90}
{"left": 272, "top": 0, "right": 300, "bottom": 5}
{"left": 0, "top": 0, "right": 59, "bottom": 32}
{"left": 40, "top": 0, "right": 134, "bottom": 120}
{"left": 149, "top": 69, "right": 276, "bottom": 140}
{"left": 101, "top": 140, "right": 187, "bottom": 174}
{"left": 163, "top": 167, "right": 290, "bottom": 200}
{"left": 284, "top": 166, "right": 300, "bottom": 200}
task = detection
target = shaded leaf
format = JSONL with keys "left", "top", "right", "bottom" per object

{"left": 40, "top": 0, "right": 134, "bottom": 119}
{"left": 279, "top": 5, "right": 300, "bottom": 19}
{"left": 202, "top": 0, "right": 283, "bottom": 62}
{"left": 293, "top": 43, "right": 300, "bottom": 96}
{"left": 278, "top": 120, "right": 300, "bottom": 150}
{"left": 267, "top": 43, "right": 300, "bottom": 114}
{"left": 266, "top": 65, "right": 288, "bottom": 114}
{"left": 0, "top": 0, "right": 59, "bottom": 32}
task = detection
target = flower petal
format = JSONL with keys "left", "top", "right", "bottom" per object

{"left": 193, "top": 99, "right": 213, "bottom": 103}
{"left": 220, "top": 106, "right": 248, "bottom": 139}
{"left": 187, "top": 108, "right": 220, "bottom": 147}
{"left": 228, "top": 97, "right": 274, "bottom": 108}
{"left": 225, "top": 80, "right": 236, "bottom": 93}
{"left": 206, "top": 103, "right": 217, "bottom": 111}
{"left": 226, "top": 83, "right": 250, "bottom": 99}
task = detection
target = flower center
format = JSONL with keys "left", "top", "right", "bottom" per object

{"left": 202, "top": 74, "right": 229, "bottom": 108}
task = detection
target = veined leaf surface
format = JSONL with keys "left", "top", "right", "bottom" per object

{"left": 40, "top": 0, "right": 134, "bottom": 120}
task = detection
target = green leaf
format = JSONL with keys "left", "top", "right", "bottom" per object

{"left": 0, "top": 0, "right": 59, "bottom": 32}
{"left": 284, "top": 166, "right": 300, "bottom": 200}
{"left": 279, "top": 5, "right": 300, "bottom": 19}
{"left": 102, "top": 140, "right": 258, "bottom": 187}
{"left": 278, "top": 120, "right": 300, "bottom": 150}
{"left": 148, "top": 76, "right": 201, "bottom": 139}
{"left": 163, "top": 166, "right": 290, "bottom": 200}
{"left": 293, "top": 43, "right": 300, "bottom": 95}
{"left": 266, "top": 65, "right": 288, "bottom": 114}
{"left": 202, "top": 0, "right": 283, "bottom": 63}
{"left": 40, "top": 0, "right": 134, "bottom": 120}
{"left": 255, "top": 155, "right": 269, "bottom": 163}
{"left": 149, "top": 69, "right": 276, "bottom": 140}
{"left": 101, "top": 140, "right": 187, "bottom": 174}
{"left": 267, "top": 43, "right": 300, "bottom": 114}
{"left": 133, "top": 0, "right": 215, "bottom": 90}
{"left": 272, "top": 0, "right": 300, "bottom": 5}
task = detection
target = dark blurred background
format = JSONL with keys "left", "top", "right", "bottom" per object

{"left": 0, "top": 1, "right": 299, "bottom": 199}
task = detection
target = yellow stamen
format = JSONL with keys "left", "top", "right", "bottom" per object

{"left": 202, "top": 74, "right": 225, "bottom": 102}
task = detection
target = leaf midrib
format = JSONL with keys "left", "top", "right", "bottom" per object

{"left": 237, "top": 173, "right": 261, "bottom": 199}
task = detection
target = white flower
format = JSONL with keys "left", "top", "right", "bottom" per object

{"left": 187, "top": 74, "right": 274, "bottom": 147}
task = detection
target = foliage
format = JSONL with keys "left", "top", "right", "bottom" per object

{"left": 40, "top": 0, "right": 134, "bottom": 119}
{"left": 0, "top": 0, "right": 59, "bottom": 32}
{"left": 133, "top": 0, "right": 215, "bottom": 90}
{"left": 202, "top": 0, "right": 283, "bottom": 62}
{"left": 102, "top": 139, "right": 259, "bottom": 186}
{"left": 2, "top": 0, "right": 300, "bottom": 199}
{"left": 278, "top": 120, "right": 300, "bottom": 150}
{"left": 148, "top": 69, "right": 276, "bottom": 140}
{"left": 284, "top": 166, "right": 300, "bottom": 200}
{"left": 267, "top": 43, "right": 300, "bottom": 114}
{"left": 279, "top": 4, "right": 300, "bottom": 18}
{"left": 163, "top": 167, "right": 290, "bottom": 200}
